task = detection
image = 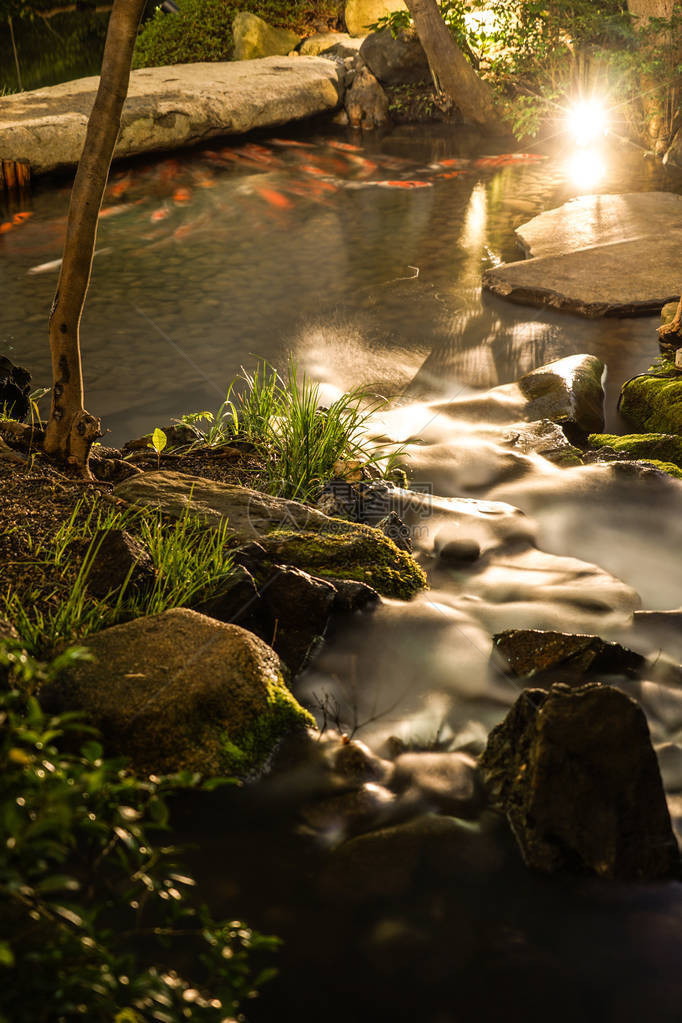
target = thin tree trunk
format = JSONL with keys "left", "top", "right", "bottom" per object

{"left": 44, "top": 0, "right": 145, "bottom": 473}
{"left": 403, "top": 0, "right": 508, "bottom": 133}
{"left": 627, "top": 0, "right": 677, "bottom": 152}
{"left": 8, "top": 17, "right": 23, "bottom": 92}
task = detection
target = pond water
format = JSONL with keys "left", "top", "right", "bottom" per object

{"left": 5, "top": 120, "right": 682, "bottom": 1021}
{"left": 2, "top": 122, "right": 681, "bottom": 445}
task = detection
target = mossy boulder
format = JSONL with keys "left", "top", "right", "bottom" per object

{"left": 232, "top": 12, "right": 301, "bottom": 60}
{"left": 639, "top": 459, "right": 682, "bottom": 480}
{"left": 620, "top": 360, "right": 682, "bottom": 436}
{"left": 42, "top": 609, "right": 313, "bottom": 776}
{"left": 260, "top": 527, "right": 426, "bottom": 599}
{"left": 588, "top": 432, "right": 682, "bottom": 469}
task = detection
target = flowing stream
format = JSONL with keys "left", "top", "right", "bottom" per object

{"left": 4, "top": 121, "right": 682, "bottom": 1020}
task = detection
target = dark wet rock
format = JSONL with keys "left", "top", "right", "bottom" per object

{"left": 316, "top": 479, "right": 395, "bottom": 525}
{"left": 89, "top": 454, "right": 142, "bottom": 484}
{"left": 345, "top": 66, "right": 391, "bottom": 129}
{"left": 502, "top": 419, "right": 584, "bottom": 466}
{"left": 389, "top": 751, "right": 482, "bottom": 817}
{"left": 41, "top": 608, "right": 312, "bottom": 776}
{"left": 301, "top": 782, "right": 395, "bottom": 837}
{"left": 493, "top": 629, "right": 645, "bottom": 681}
{"left": 480, "top": 683, "right": 680, "bottom": 879}
{"left": 318, "top": 813, "right": 503, "bottom": 903}
{"left": 84, "top": 528, "right": 155, "bottom": 600}
{"left": 0, "top": 357, "right": 31, "bottom": 423}
{"left": 232, "top": 12, "right": 301, "bottom": 60}
{"left": 327, "top": 577, "right": 381, "bottom": 612}
{"left": 517, "top": 354, "right": 604, "bottom": 438}
{"left": 620, "top": 359, "right": 682, "bottom": 436}
{"left": 232, "top": 541, "right": 269, "bottom": 574}
{"left": 435, "top": 537, "right": 481, "bottom": 564}
{"left": 260, "top": 566, "right": 337, "bottom": 674}
{"left": 377, "top": 510, "right": 413, "bottom": 553}
{"left": 360, "top": 27, "right": 429, "bottom": 85}
{"left": 333, "top": 738, "right": 391, "bottom": 783}
{"left": 484, "top": 193, "right": 682, "bottom": 318}
{"left": 192, "top": 564, "right": 261, "bottom": 629}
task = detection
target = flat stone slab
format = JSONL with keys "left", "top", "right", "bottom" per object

{"left": 484, "top": 193, "right": 682, "bottom": 318}
{"left": 0, "top": 56, "right": 343, "bottom": 175}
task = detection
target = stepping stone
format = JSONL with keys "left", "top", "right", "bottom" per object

{"left": 0, "top": 57, "right": 344, "bottom": 175}
{"left": 484, "top": 192, "right": 682, "bottom": 318}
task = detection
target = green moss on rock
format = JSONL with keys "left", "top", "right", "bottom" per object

{"left": 262, "top": 526, "right": 427, "bottom": 600}
{"left": 588, "top": 432, "right": 682, "bottom": 469}
{"left": 620, "top": 360, "right": 682, "bottom": 436}
{"left": 639, "top": 459, "right": 682, "bottom": 480}
{"left": 221, "top": 675, "right": 314, "bottom": 776}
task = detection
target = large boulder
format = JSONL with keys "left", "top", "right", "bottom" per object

{"left": 0, "top": 58, "right": 343, "bottom": 176}
{"left": 42, "top": 608, "right": 313, "bottom": 776}
{"left": 344, "top": 65, "right": 391, "bottom": 129}
{"left": 480, "top": 683, "right": 680, "bottom": 879}
{"left": 345, "top": 0, "right": 407, "bottom": 37}
{"left": 232, "top": 12, "right": 301, "bottom": 61}
{"left": 620, "top": 359, "right": 682, "bottom": 436}
{"left": 113, "top": 472, "right": 427, "bottom": 600}
{"left": 359, "top": 27, "right": 429, "bottom": 85}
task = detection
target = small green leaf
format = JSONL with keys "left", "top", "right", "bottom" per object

{"left": 148, "top": 428, "right": 167, "bottom": 456}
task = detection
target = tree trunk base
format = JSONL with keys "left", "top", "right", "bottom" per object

{"left": 44, "top": 409, "right": 102, "bottom": 478}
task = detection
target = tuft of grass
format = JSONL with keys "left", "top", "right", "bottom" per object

{"left": 2, "top": 500, "right": 234, "bottom": 656}
{"left": 178, "top": 360, "right": 404, "bottom": 501}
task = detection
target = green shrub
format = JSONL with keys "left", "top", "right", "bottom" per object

{"left": 0, "top": 646, "right": 279, "bottom": 1022}
{"left": 133, "top": 0, "right": 342, "bottom": 68}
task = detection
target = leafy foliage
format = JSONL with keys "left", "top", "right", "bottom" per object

{"left": 178, "top": 361, "right": 403, "bottom": 501}
{"left": 0, "top": 647, "right": 279, "bottom": 1023}
{"left": 133, "top": 0, "right": 342, "bottom": 68}
{"left": 373, "top": 0, "right": 681, "bottom": 142}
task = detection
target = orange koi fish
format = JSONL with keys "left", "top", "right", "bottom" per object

{"left": 98, "top": 203, "right": 130, "bottom": 219}
{"left": 12, "top": 211, "right": 33, "bottom": 224}
{"left": 327, "top": 141, "right": 362, "bottom": 152}
{"left": 269, "top": 138, "right": 314, "bottom": 148}
{"left": 377, "top": 180, "right": 432, "bottom": 189}
{"left": 150, "top": 207, "right": 170, "bottom": 222}
{"left": 256, "top": 187, "right": 293, "bottom": 210}
{"left": 172, "top": 188, "right": 192, "bottom": 203}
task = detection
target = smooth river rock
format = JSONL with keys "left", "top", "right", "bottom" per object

{"left": 0, "top": 57, "right": 344, "bottom": 175}
{"left": 484, "top": 193, "right": 682, "bottom": 317}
